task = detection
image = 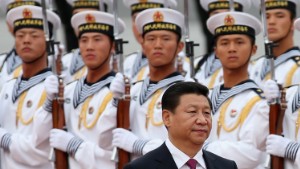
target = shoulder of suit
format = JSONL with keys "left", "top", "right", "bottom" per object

{"left": 203, "top": 150, "right": 237, "bottom": 167}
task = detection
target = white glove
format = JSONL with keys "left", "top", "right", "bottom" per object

{"left": 50, "top": 129, "right": 74, "bottom": 152}
{"left": 263, "top": 80, "right": 279, "bottom": 103}
{"left": 45, "top": 75, "right": 59, "bottom": 101}
{"left": 110, "top": 73, "right": 125, "bottom": 99}
{"left": 266, "top": 134, "right": 291, "bottom": 157}
{"left": 112, "top": 128, "right": 138, "bottom": 153}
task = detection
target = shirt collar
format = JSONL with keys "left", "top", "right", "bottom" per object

{"left": 165, "top": 139, "right": 207, "bottom": 169}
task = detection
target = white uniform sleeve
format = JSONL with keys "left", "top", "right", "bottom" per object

{"left": 9, "top": 107, "right": 52, "bottom": 166}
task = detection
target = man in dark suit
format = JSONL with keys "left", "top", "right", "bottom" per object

{"left": 124, "top": 82, "right": 237, "bottom": 169}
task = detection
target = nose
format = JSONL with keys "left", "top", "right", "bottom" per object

{"left": 23, "top": 34, "right": 31, "bottom": 44}
{"left": 153, "top": 38, "right": 162, "bottom": 49}
{"left": 195, "top": 112, "right": 208, "bottom": 125}
{"left": 86, "top": 39, "right": 94, "bottom": 51}
{"left": 228, "top": 42, "right": 236, "bottom": 53}
{"left": 267, "top": 15, "right": 276, "bottom": 25}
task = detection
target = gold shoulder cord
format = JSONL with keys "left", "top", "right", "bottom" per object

{"left": 217, "top": 96, "right": 261, "bottom": 137}
{"left": 16, "top": 90, "right": 46, "bottom": 127}
{"left": 264, "top": 63, "right": 297, "bottom": 87}
{"left": 12, "top": 65, "right": 22, "bottom": 79}
{"left": 78, "top": 92, "right": 113, "bottom": 129}
{"left": 145, "top": 89, "right": 163, "bottom": 129}
{"left": 296, "top": 109, "right": 300, "bottom": 141}
{"left": 208, "top": 68, "right": 221, "bottom": 89}
{"left": 74, "top": 66, "right": 87, "bottom": 80}
{"left": 136, "top": 66, "right": 147, "bottom": 81}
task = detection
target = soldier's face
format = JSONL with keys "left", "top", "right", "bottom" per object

{"left": 15, "top": 28, "right": 46, "bottom": 63}
{"left": 79, "top": 32, "right": 113, "bottom": 70}
{"left": 266, "top": 9, "right": 294, "bottom": 42}
{"left": 163, "top": 94, "right": 212, "bottom": 149}
{"left": 142, "top": 30, "right": 183, "bottom": 69}
{"left": 215, "top": 34, "right": 257, "bottom": 70}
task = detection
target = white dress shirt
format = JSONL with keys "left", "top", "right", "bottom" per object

{"left": 165, "top": 139, "right": 206, "bottom": 169}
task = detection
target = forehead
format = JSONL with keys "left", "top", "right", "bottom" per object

{"left": 217, "top": 34, "right": 251, "bottom": 41}
{"left": 178, "top": 94, "right": 210, "bottom": 107}
{"left": 80, "top": 32, "right": 109, "bottom": 38}
{"left": 15, "top": 28, "right": 44, "bottom": 34}
{"left": 266, "top": 8, "right": 291, "bottom": 15}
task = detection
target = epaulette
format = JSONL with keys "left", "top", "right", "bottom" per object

{"left": 132, "top": 79, "right": 144, "bottom": 86}
{"left": 291, "top": 56, "right": 300, "bottom": 66}
{"left": 252, "top": 88, "right": 265, "bottom": 99}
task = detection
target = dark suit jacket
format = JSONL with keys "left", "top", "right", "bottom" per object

{"left": 124, "top": 143, "right": 237, "bottom": 169}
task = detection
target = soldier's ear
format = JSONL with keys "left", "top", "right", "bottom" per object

{"left": 251, "top": 45, "right": 257, "bottom": 56}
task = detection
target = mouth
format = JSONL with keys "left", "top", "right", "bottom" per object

{"left": 268, "top": 28, "right": 277, "bottom": 33}
{"left": 22, "top": 47, "right": 31, "bottom": 52}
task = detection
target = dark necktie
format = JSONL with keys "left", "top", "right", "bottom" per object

{"left": 186, "top": 159, "right": 197, "bottom": 169}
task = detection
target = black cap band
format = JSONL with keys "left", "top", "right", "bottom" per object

{"left": 78, "top": 23, "right": 114, "bottom": 39}
{"left": 13, "top": 18, "right": 53, "bottom": 37}
{"left": 7, "top": 1, "right": 40, "bottom": 13}
{"left": 142, "top": 22, "right": 181, "bottom": 37}
{"left": 208, "top": 2, "right": 243, "bottom": 13}
{"left": 266, "top": 1, "right": 296, "bottom": 16}
{"left": 214, "top": 25, "right": 255, "bottom": 38}
{"left": 73, "top": 1, "right": 100, "bottom": 11}
{"left": 131, "top": 3, "right": 164, "bottom": 15}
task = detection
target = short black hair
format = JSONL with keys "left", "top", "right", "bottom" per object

{"left": 162, "top": 82, "right": 212, "bottom": 113}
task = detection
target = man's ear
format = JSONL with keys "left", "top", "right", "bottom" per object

{"left": 162, "top": 109, "right": 172, "bottom": 128}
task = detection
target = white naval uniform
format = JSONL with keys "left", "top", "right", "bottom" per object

{"left": 61, "top": 48, "right": 87, "bottom": 84}
{"left": 250, "top": 47, "right": 300, "bottom": 88}
{"left": 36, "top": 72, "right": 117, "bottom": 169}
{"left": 206, "top": 80, "right": 269, "bottom": 169}
{"left": 0, "top": 69, "right": 53, "bottom": 169}
{"left": 0, "top": 49, "right": 23, "bottom": 91}
{"left": 279, "top": 85, "right": 300, "bottom": 169}
{"left": 124, "top": 51, "right": 191, "bottom": 82}
{"left": 194, "top": 52, "right": 223, "bottom": 89}
{"left": 129, "top": 72, "right": 185, "bottom": 158}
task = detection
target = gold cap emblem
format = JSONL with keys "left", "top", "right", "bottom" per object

{"left": 23, "top": 8, "right": 32, "bottom": 19}
{"left": 153, "top": 11, "right": 164, "bottom": 22}
{"left": 224, "top": 14, "right": 235, "bottom": 26}
{"left": 139, "top": 0, "right": 148, "bottom": 3}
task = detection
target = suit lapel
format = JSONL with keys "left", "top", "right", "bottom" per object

{"left": 203, "top": 150, "right": 217, "bottom": 169}
{"left": 155, "top": 143, "right": 178, "bottom": 169}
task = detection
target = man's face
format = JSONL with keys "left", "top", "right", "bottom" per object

{"left": 142, "top": 30, "right": 183, "bottom": 68}
{"left": 163, "top": 94, "right": 212, "bottom": 148}
{"left": 266, "top": 9, "right": 293, "bottom": 42}
{"left": 215, "top": 34, "right": 256, "bottom": 70}
{"left": 15, "top": 28, "right": 46, "bottom": 63}
{"left": 131, "top": 13, "right": 143, "bottom": 44}
{"left": 79, "top": 32, "right": 113, "bottom": 70}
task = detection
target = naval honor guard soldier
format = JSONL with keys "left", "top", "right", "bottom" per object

{"left": 0, "top": 0, "right": 49, "bottom": 90}
{"left": 250, "top": 0, "right": 300, "bottom": 88}
{"left": 61, "top": 0, "right": 112, "bottom": 83}
{"left": 261, "top": 18, "right": 300, "bottom": 169}
{"left": 203, "top": 11, "right": 270, "bottom": 169}
{"left": 194, "top": 0, "right": 252, "bottom": 89}
{"left": 0, "top": 5, "right": 60, "bottom": 169}
{"left": 110, "top": 8, "right": 186, "bottom": 159}
{"left": 35, "top": 10, "right": 126, "bottom": 169}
